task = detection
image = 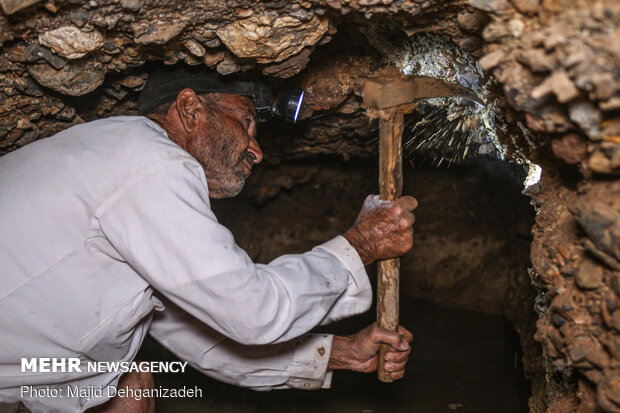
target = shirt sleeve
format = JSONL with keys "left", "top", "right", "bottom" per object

{"left": 97, "top": 159, "right": 372, "bottom": 346}
{"left": 149, "top": 298, "right": 334, "bottom": 390}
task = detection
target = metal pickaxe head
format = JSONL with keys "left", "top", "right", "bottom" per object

{"left": 363, "top": 76, "right": 482, "bottom": 110}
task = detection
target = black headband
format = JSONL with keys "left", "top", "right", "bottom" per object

{"left": 138, "top": 66, "right": 272, "bottom": 117}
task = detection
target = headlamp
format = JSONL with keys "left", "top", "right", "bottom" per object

{"left": 139, "top": 66, "right": 305, "bottom": 124}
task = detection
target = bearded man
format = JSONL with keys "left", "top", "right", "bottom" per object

{"left": 0, "top": 66, "right": 417, "bottom": 413}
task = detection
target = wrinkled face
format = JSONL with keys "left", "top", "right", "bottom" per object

{"left": 188, "top": 94, "right": 263, "bottom": 198}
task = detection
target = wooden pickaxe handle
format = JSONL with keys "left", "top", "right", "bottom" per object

{"left": 377, "top": 110, "right": 403, "bottom": 382}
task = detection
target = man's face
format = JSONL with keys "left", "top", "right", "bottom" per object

{"left": 188, "top": 94, "right": 263, "bottom": 199}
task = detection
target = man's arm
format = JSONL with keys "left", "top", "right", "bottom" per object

{"left": 149, "top": 298, "right": 412, "bottom": 389}
{"left": 97, "top": 160, "right": 376, "bottom": 346}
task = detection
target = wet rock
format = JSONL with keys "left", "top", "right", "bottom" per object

{"left": 262, "top": 47, "right": 311, "bottom": 78}
{"left": 216, "top": 15, "right": 329, "bottom": 63}
{"left": 183, "top": 39, "right": 205, "bottom": 57}
{"left": 133, "top": 22, "right": 185, "bottom": 45}
{"left": 532, "top": 70, "right": 580, "bottom": 103}
{"left": 512, "top": 0, "right": 540, "bottom": 15}
{"left": 28, "top": 61, "right": 105, "bottom": 96}
{"left": 551, "top": 133, "right": 587, "bottom": 164}
{"left": 569, "top": 101, "right": 602, "bottom": 139}
{"left": 38, "top": 27, "right": 104, "bottom": 59}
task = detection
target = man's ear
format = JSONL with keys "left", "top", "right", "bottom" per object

{"left": 174, "top": 88, "right": 204, "bottom": 133}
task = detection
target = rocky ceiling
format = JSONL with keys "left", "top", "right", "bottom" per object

{"left": 1, "top": 0, "right": 620, "bottom": 412}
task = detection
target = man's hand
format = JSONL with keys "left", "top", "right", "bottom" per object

{"left": 344, "top": 195, "right": 418, "bottom": 266}
{"left": 328, "top": 323, "right": 413, "bottom": 380}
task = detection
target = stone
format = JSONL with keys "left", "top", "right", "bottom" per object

{"left": 56, "top": 105, "right": 76, "bottom": 121}
{"left": 12, "top": 77, "right": 43, "bottom": 97}
{"left": 458, "top": 36, "right": 483, "bottom": 52}
{"left": 23, "top": 44, "right": 66, "bottom": 69}
{"left": 28, "top": 61, "right": 105, "bottom": 96}
{"left": 121, "top": 0, "right": 141, "bottom": 12}
{"left": 569, "top": 101, "right": 602, "bottom": 139}
{"left": 517, "top": 48, "right": 555, "bottom": 72}
{"left": 216, "top": 54, "right": 241, "bottom": 75}
{"left": 216, "top": 14, "right": 329, "bottom": 64}
{"left": 512, "top": 0, "right": 539, "bottom": 14}
{"left": 508, "top": 19, "right": 525, "bottom": 38}
{"left": 205, "top": 38, "right": 221, "bottom": 48}
{"left": 104, "top": 87, "right": 128, "bottom": 100}
{"left": 600, "top": 98, "right": 620, "bottom": 112}
{"left": 119, "top": 75, "right": 144, "bottom": 89}
{"left": 532, "top": 70, "right": 580, "bottom": 103}
{"left": 38, "top": 27, "right": 104, "bottom": 59}
{"left": 479, "top": 50, "right": 505, "bottom": 71}
{"left": 591, "top": 72, "right": 616, "bottom": 101}
{"left": 68, "top": 9, "right": 93, "bottom": 27}
{"left": 183, "top": 39, "right": 206, "bottom": 57}
{"left": 133, "top": 22, "right": 185, "bottom": 45}
{"left": 0, "top": 0, "right": 43, "bottom": 14}
{"left": 262, "top": 47, "right": 311, "bottom": 78}
{"left": 457, "top": 10, "right": 487, "bottom": 32}
{"left": 203, "top": 50, "right": 226, "bottom": 67}
{"left": 551, "top": 133, "right": 588, "bottom": 164}
{"left": 482, "top": 22, "right": 510, "bottom": 42}
{"left": 574, "top": 258, "right": 604, "bottom": 290}
{"left": 289, "top": 8, "right": 314, "bottom": 22}
{"left": 468, "top": 0, "right": 510, "bottom": 13}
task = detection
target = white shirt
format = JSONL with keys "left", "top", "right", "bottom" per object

{"left": 0, "top": 116, "right": 372, "bottom": 413}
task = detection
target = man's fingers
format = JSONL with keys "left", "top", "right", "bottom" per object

{"left": 371, "top": 325, "right": 409, "bottom": 350}
{"left": 384, "top": 359, "right": 408, "bottom": 372}
{"left": 398, "top": 325, "right": 414, "bottom": 342}
{"left": 396, "top": 196, "right": 418, "bottom": 212}
{"left": 385, "top": 349, "right": 409, "bottom": 363}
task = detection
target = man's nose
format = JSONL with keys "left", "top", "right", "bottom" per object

{"left": 247, "top": 137, "right": 263, "bottom": 164}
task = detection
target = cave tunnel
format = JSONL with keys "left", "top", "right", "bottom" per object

{"left": 0, "top": 0, "right": 619, "bottom": 412}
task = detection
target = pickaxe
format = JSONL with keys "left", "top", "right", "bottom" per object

{"left": 363, "top": 76, "right": 478, "bottom": 382}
